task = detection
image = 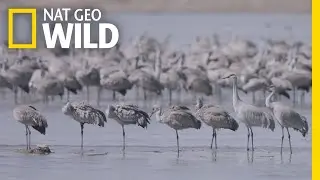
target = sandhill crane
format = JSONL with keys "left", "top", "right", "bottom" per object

{"left": 270, "top": 77, "right": 292, "bottom": 100}
{"left": 29, "top": 69, "right": 64, "bottom": 103}
{"left": 75, "top": 62, "right": 101, "bottom": 105}
{"left": 100, "top": 70, "right": 133, "bottom": 100}
{"left": 222, "top": 74, "right": 275, "bottom": 151}
{"left": 242, "top": 77, "right": 268, "bottom": 104}
{"left": 13, "top": 105, "right": 48, "bottom": 150}
{"left": 195, "top": 98, "right": 239, "bottom": 149}
{"left": 128, "top": 68, "right": 164, "bottom": 100}
{"left": 281, "top": 71, "right": 311, "bottom": 105}
{"left": 160, "top": 68, "right": 184, "bottom": 105}
{"left": 62, "top": 101, "right": 107, "bottom": 152}
{"left": 150, "top": 105, "right": 201, "bottom": 157}
{"left": 106, "top": 104, "right": 150, "bottom": 152}
{"left": 179, "top": 66, "right": 213, "bottom": 97}
{"left": 265, "top": 86, "right": 308, "bottom": 154}
{"left": 1, "top": 61, "right": 37, "bottom": 104}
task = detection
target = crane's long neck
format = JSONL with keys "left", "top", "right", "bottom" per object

{"left": 232, "top": 77, "right": 240, "bottom": 108}
{"left": 265, "top": 91, "right": 276, "bottom": 108}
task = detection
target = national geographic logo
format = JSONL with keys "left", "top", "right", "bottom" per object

{"left": 7, "top": 8, "right": 119, "bottom": 49}
{"left": 8, "top": 8, "right": 37, "bottom": 49}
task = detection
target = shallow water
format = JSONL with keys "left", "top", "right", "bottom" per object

{"left": 0, "top": 87, "right": 311, "bottom": 180}
{"left": 0, "top": 13, "right": 312, "bottom": 180}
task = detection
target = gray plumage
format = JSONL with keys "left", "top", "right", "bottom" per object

{"left": 222, "top": 74, "right": 275, "bottom": 151}
{"left": 106, "top": 104, "right": 150, "bottom": 128}
{"left": 62, "top": 101, "right": 106, "bottom": 151}
{"left": 100, "top": 70, "right": 133, "bottom": 99}
{"left": 195, "top": 98, "right": 239, "bottom": 149}
{"left": 150, "top": 105, "right": 201, "bottom": 157}
{"left": 13, "top": 105, "right": 48, "bottom": 150}
{"left": 106, "top": 104, "right": 150, "bottom": 152}
{"left": 266, "top": 87, "right": 308, "bottom": 154}
{"left": 62, "top": 101, "right": 106, "bottom": 127}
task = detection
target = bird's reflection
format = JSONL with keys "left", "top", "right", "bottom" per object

{"left": 211, "top": 150, "right": 217, "bottom": 162}
{"left": 247, "top": 151, "right": 254, "bottom": 163}
{"left": 281, "top": 152, "right": 292, "bottom": 164}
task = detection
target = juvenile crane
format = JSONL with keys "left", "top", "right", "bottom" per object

{"left": 222, "top": 74, "right": 275, "bottom": 151}
{"left": 62, "top": 101, "right": 107, "bottom": 151}
{"left": 106, "top": 104, "right": 150, "bottom": 152}
{"left": 150, "top": 105, "right": 201, "bottom": 157}
{"left": 195, "top": 98, "right": 239, "bottom": 149}
{"left": 13, "top": 105, "right": 48, "bottom": 150}
{"left": 265, "top": 85, "right": 308, "bottom": 154}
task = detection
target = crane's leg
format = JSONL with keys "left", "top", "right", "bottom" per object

{"left": 14, "top": 87, "right": 18, "bottom": 105}
{"left": 97, "top": 86, "right": 102, "bottom": 107}
{"left": 293, "top": 88, "right": 296, "bottom": 106}
{"left": 80, "top": 123, "right": 84, "bottom": 152}
{"left": 122, "top": 125, "right": 126, "bottom": 152}
{"left": 281, "top": 126, "right": 284, "bottom": 154}
{"left": 27, "top": 126, "right": 31, "bottom": 150}
{"left": 252, "top": 92, "right": 256, "bottom": 104}
{"left": 286, "top": 128, "right": 292, "bottom": 154}
{"left": 143, "top": 90, "right": 147, "bottom": 100}
{"left": 300, "top": 91, "right": 305, "bottom": 107}
{"left": 136, "top": 87, "right": 140, "bottom": 101}
{"left": 176, "top": 130, "right": 180, "bottom": 158}
{"left": 177, "top": 88, "right": 181, "bottom": 104}
{"left": 210, "top": 128, "right": 215, "bottom": 149}
{"left": 25, "top": 125, "right": 29, "bottom": 150}
{"left": 113, "top": 91, "right": 116, "bottom": 101}
{"left": 214, "top": 129, "right": 217, "bottom": 149}
{"left": 246, "top": 127, "right": 250, "bottom": 151}
{"left": 67, "top": 90, "right": 70, "bottom": 101}
{"left": 169, "top": 89, "right": 172, "bottom": 106}
{"left": 86, "top": 86, "right": 90, "bottom": 103}
{"left": 250, "top": 127, "right": 254, "bottom": 151}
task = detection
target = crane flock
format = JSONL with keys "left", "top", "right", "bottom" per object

{"left": 4, "top": 34, "right": 310, "bottom": 157}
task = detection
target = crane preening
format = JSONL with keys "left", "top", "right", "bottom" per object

{"left": 13, "top": 105, "right": 48, "bottom": 150}
{"left": 265, "top": 85, "right": 308, "bottom": 154}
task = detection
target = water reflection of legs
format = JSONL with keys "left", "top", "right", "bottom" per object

{"left": 281, "top": 152, "right": 292, "bottom": 164}
{"left": 247, "top": 151, "right": 254, "bottom": 163}
{"left": 211, "top": 149, "right": 217, "bottom": 162}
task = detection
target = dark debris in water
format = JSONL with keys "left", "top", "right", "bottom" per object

{"left": 17, "top": 145, "right": 53, "bottom": 155}
{"left": 86, "top": 152, "right": 109, "bottom": 156}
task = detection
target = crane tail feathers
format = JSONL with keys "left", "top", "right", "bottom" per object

{"left": 279, "top": 91, "right": 290, "bottom": 99}
{"left": 32, "top": 124, "right": 46, "bottom": 135}
{"left": 117, "top": 89, "right": 127, "bottom": 96}
{"left": 66, "top": 87, "right": 78, "bottom": 94}
{"left": 137, "top": 118, "right": 150, "bottom": 129}
{"left": 262, "top": 111, "right": 275, "bottom": 131}
{"left": 300, "top": 116, "right": 309, "bottom": 137}
{"left": 195, "top": 120, "right": 202, "bottom": 129}
{"left": 19, "top": 85, "right": 30, "bottom": 93}
{"left": 231, "top": 119, "right": 239, "bottom": 131}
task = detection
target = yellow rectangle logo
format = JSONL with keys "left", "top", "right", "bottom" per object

{"left": 8, "top": 8, "right": 37, "bottom": 49}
